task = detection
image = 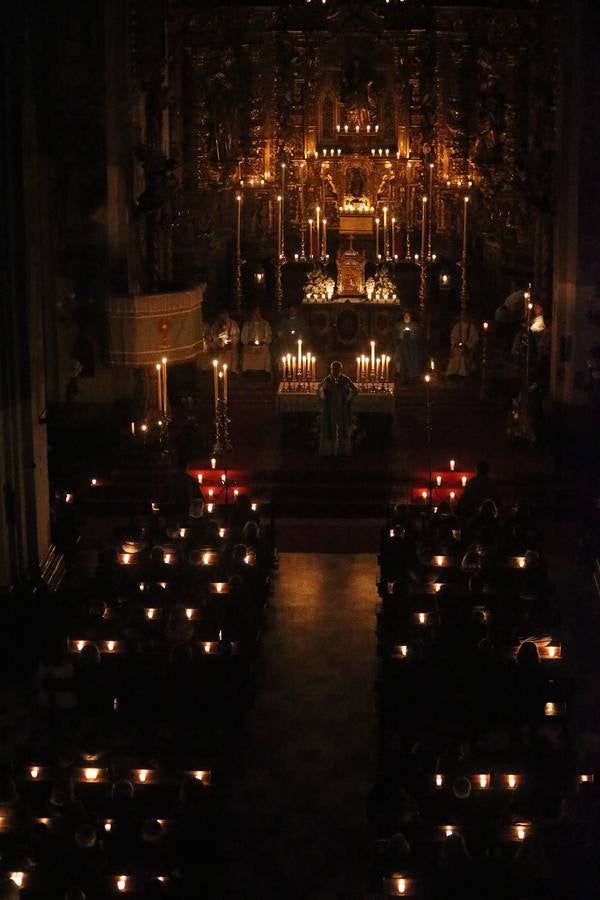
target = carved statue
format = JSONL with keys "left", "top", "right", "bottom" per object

{"left": 346, "top": 166, "right": 367, "bottom": 199}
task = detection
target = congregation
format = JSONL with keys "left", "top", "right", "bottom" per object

{"left": 371, "top": 462, "right": 593, "bottom": 898}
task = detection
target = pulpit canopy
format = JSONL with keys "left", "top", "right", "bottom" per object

{"left": 106, "top": 286, "right": 205, "bottom": 366}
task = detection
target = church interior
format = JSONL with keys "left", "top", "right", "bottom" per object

{"left": 2, "top": 0, "right": 600, "bottom": 897}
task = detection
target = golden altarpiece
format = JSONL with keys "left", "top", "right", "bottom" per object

{"left": 139, "top": 1, "right": 556, "bottom": 339}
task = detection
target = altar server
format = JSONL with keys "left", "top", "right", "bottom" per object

{"left": 446, "top": 313, "right": 479, "bottom": 377}
{"left": 209, "top": 309, "right": 240, "bottom": 373}
{"left": 393, "top": 311, "right": 423, "bottom": 382}
{"left": 241, "top": 306, "right": 272, "bottom": 374}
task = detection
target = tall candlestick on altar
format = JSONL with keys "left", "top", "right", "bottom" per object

{"left": 155, "top": 364, "right": 162, "bottom": 412}
{"left": 421, "top": 196, "right": 427, "bottom": 262}
{"left": 277, "top": 196, "right": 282, "bottom": 259}
{"left": 370, "top": 340, "right": 376, "bottom": 376}
{"left": 375, "top": 218, "right": 380, "bottom": 259}
{"left": 297, "top": 339, "right": 302, "bottom": 377}
{"left": 316, "top": 207, "right": 321, "bottom": 259}
{"left": 462, "top": 195, "right": 469, "bottom": 261}
{"left": 161, "top": 357, "right": 168, "bottom": 416}
{"left": 391, "top": 217, "right": 396, "bottom": 258}
{"left": 223, "top": 364, "right": 228, "bottom": 404}
{"left": 308, "top": 219, "right": 314, "bottom": 259}
{"left": 280, "top": 163, "right": 286, "bottom": 258}
{"left": 282, "top": 356, "right": 287, "bottom": 380}
{"left": 286, "top": 353, "right": 292, "bottom": 380}
{"left": 383, "top": 207, "right": 388, "bottom": 259}
{"left": 428, "top": 163, "right": 434, "bottom": 258}
{"left": 236, "top": 194, "right": 242, "bottom": 256}
{"left": 322, "top": 219, "right": 327, "bottom": 261}
{"left": 212, "top": 360, "right": 219, "bottom": 411}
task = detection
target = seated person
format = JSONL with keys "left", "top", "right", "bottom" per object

{"left": 457, "top": 461, "right": 501, "bottom": 519}
{"left": 240, "top": 306, "right": 272, "bottom": 374}
{"left": 208, "top": 309, "right": 240, "bottom": 373}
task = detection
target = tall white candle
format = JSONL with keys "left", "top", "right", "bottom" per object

{"left": 462, "top": 195, "right": 469, "bottom": 260}
{"left": 322, "top": 219, "right": 327, "bottom": 260}
{"left": 281, "top": 356, "right": 287, "bottom": 379}
{"left": 370, "top": 340, "right": 375, "bottom": 375}
{"left": 223, "top": 364, "right": 228, "bottom": 404}
{"left": 297, "top": 339, "right": 302, "bottom": 377}
{"left": 391, "top": 217, "right": 396, "bottom": 257}
{"left": 421, "top": 196, "right": 427, "bottom": 261}
{"left": 375, "top": 218, "right": 380, "bottom": 259}
{"left": 308, "top": 219, "right": 313, "bottom": 259}
{"left": 287, "top": 353, "right": 292, "bottom": 380}
{"left": 356, "top": 357, "right": 360, "bottom": 383}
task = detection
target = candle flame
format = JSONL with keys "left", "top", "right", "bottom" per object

{"left": 84, "top": 768, "right": 99, "bottom": 782}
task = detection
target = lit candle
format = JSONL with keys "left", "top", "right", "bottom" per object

{"left": 356, "top": 357, "right": 360, "bottom": 382}
{"left": 286, "top": 353, "right": 292, "bottom": 380}
{"left": 391, "top": 217, "right": 396, "bottom": 257}
{"left": 130, "top": 421, "right": 135, "bottom": 436}
{"left": 370, "top": 340, "right": 375, "bottom": 376}
{"left": 308, "top": 219, "right": 313, "bottom": 259}
{"left": 236, "top": 193, "right": 242, "bottom": 259}
{"left": 281, "top": 355, "right": 287, "bottom": 379}
{"left": 436, "top": 475, "right": 442, "bottom": 487}
{"left": 435, "top": 773, "right": 443, "bottom": 788}
{"left": 449, "top": 491, "right": 456, "bottom": 502}
{"left": 449, "top": 459, "right": 456, "bottom": 471}
{"left": 312, "top": 356, "right": 316, "bottom": 381}
{"left": 211, "top": 458, "right": 216, "bottom": 469}
{"left": 462, "top": 195, "right": 469, "bottom": 261}
{"left": 375, "top": 217, "right": 380, "bottom": 258}
{"left": 421, "top": 195, "right": 427, "bottom": 261}
{"left": 223, "top": 364, "right": 228, "bottom": 404}
{"left": 297, "top": 339, "right": 302, "bottom": 378}
{"left": 322, "top": 219, "right": 327, "bottom": 260}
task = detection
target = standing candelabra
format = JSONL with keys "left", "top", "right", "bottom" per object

{"left": 424, "top": 373, "right": 433, "bottom": 511}
{"left": 235, "top": 193, "right": 243, "bottom": 313}
{"left": 460, "top": 195, "right": 469, "bottom": 312}
{"left": 480, "top": 321, "right": 489, "bottom": 400}
{"left": 212, "top": 361, "right": 232, "bottom": 456}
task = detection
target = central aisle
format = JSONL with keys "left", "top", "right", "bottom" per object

{"left": 219, "top": 553, "right": 378, "bottom": 899}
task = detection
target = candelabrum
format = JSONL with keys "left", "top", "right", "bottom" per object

{"left": 480, "top": 322, "right": 489, "bottom": 400}
{"left": 280, "top": 345, "right": 316, "bottom": 391}
{"left": 214, "top": 397, "right": 232, "bottom": 456}
{"left": 355, "top": 352, "right": 392, "bottom": 392}
{"left": 424, "top": 374, "right": 433, "bottom": 510}
{"left": 275, "top": 256, "right": 283, "bottom": 313}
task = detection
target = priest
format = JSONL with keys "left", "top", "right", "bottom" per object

{"left": 316, "top": 361, "right": 358, "bottom": 457}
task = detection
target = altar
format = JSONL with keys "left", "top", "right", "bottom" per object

{"left": 301, "top": 236, "right": 400, "bottom": 349}
{"left": 276, "top": 383, "right": 395, "bottom": 416}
